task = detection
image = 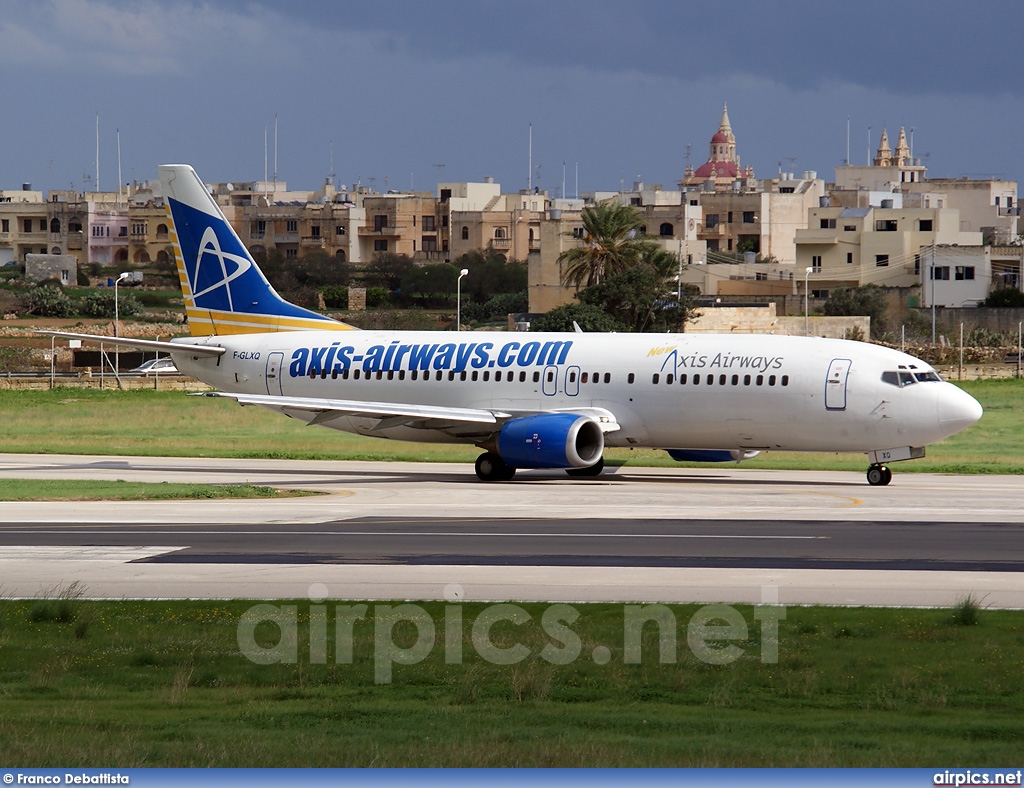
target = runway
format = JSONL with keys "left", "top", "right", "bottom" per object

{"left": 1, "top": 453, "right": 1022, "bottom": 608}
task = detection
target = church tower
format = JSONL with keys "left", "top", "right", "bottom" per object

{"left": 680, "top": 102, "right": 755, "bottom": 188}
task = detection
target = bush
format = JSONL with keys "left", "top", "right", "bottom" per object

{"left": 318, "top": 285, "right": 349, "bottom": 309}
{"left": 530, "top": 303, "right": 627, "bottom": 333}
{"left": 21, "top": 286, "right": 74, "bottom": 317}
{"left": 79, "top": 290, "right": 142, "bottom": 319}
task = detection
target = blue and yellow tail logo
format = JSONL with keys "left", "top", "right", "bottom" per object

{"left": 162, "top": 165, "right": 353, "bottom": 336}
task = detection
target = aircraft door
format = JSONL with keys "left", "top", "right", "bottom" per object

{"left": 542, "top": 365, "right": 558, "bottom": 396}
{"left": 565, "top": 366, "right": 581, "bottom": 397}
{"left": 266, "top": 352, "right": 284, "bottom": 396}
{"left": 825, "top": 358, "right": 851, "bottom": 411}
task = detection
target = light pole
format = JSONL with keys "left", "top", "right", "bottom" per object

{"left": 114, "top": 271, "right": 130, "bottom": 375}
{"left": 456, "top": 268, "right": 469, "bottom": 331}
{"left": 804, "top": 266, "right": 813, "bottom": 336}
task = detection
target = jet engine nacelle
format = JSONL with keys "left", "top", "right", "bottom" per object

{"left": 496, "top": 413, "right": 604, "bottom": 469}
{"left": 667, "top": 449, "right": 761, "bottom": 463}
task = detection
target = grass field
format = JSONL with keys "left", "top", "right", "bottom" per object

{"left": 0, "top": 479, "right": 308, "bottom": 501}
{"left": 0, "top": 595, "right": 1021, "bottom": 767}
{"left": 0, "top": 378, "right": 1020, "bottom": 474}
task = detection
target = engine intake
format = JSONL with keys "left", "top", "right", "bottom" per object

{"left": 496, "top": 413, "right": 604, "bottom": 469}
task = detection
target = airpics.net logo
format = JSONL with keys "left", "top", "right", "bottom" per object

{"left": 237, "top": 584, "right": 786, "bottom": 684}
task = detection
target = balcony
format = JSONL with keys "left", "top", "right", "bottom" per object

{"left": 491, "top": 238, "right": 511, "bottom": 250}
{"left": 358, "top": 225, "right": 406, "bottom": 237}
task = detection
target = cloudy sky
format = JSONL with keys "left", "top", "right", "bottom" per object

{"left": 2, "top": 0, "right": 1022, "bottom": 196}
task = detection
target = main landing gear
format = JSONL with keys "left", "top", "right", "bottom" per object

{"left": 475, "top": 452, "right": 516, "bottom": 482}
{"left": 866, "top": 464, "right": 892, "bottom": 486}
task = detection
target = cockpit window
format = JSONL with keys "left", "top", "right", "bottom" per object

{"left": 883, "top": 369, "right": 934, "bottom": 387}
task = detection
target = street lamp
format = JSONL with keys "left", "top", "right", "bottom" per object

{"left": 804, "top": 266, "right": 813, "bottom": 337}
{"left": 456, "top": 268, "right": 469, "bottom": 331}
{"left": 114, "top": 271, "right": 130, "bottom": 374}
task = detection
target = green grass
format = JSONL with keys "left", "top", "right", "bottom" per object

{"left": 0, "top": 598, "right": 1021, "bottom": 766}
{"left": 0, "top": 378, "right": 1020, "bottom": 473}
{"left": 0, "top": 479, "right": 309, "bottom": 501}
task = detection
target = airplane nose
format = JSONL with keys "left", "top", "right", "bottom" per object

{"left": 937, "top": 385, "right": 983, "bottom": 433}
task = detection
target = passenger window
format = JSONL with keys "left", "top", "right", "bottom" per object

{"left": 483, "top": 371, "right": 489, "bottom": 381}
{"left": 693, "top": 374, "right": 700, "bottom": 386}
{"left": 768, "top": 375, "right": 775, "bottom": 386}
{"left": 581, "top": 372, "right": 588, "bottom": 384}
{"left": 354, "top": 369, "right": 361, "bottom": 380}
{"left": 743, "top": 375, "right": 751, "bottom": 386}
{"left": 547, "top": 370, "right": 554, "bottom": 383}
{"left": 342, "top": 370, "right": 349, "bottom": 380}
{"left": 461, "top": 371, "right": 468, "bottom": 381}
{"left": 680, "top": 374, "right": 687, "bottom": 384}
{"left": 532, "top": 371, "right": 539, "bottom": 383}
{"left": 387, "top": 371, "right": 395, "bottom": 380}
{"left": 652, "top": 374, "right": 660, "bottom": 384}
{"left": 376, "top": 371, "right": 384, "bottom": 380}
{"left": 449, "top": 371, "right": 456, "bottom": 381}
{"left": 731, "top": 375, "right": 739, "bottom": 386}
{"left": 781, "top": 375, "right": 789, "bottom": 386}
{"left": 666, "top": 374, "right": 674, "bottom": 384}
{"left": 756, "top": 375, "right": 763, "bottom": 386}
{"left": 707, "top": 374, "right": 714, "bottom": 385}
{"left": 604, "top": 373, "right": 611, "bottom": 383}
{"left": 332, "top": 369, "right": 338, "bottom": 379}
{"left": 410, "top": 370, "right": 417, "bottom": 381}
{"left": 628, "top": 373, "right": 635, "bottom": 384}
{"left": 471, "top": 371, "right": 478, "bottom": 381}
{"left": 399, "top": 371, "right": 406, "bottom": 380}
{"left": 568, "top": 371, "right": 576, "bottom": 383}
{"left": 719, "top": 374, "right": 727, "bottom": 386}
{"left": 436, "top": 371, "right": 443, "bottom": 381}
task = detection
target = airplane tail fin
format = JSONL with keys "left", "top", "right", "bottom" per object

{"left": 158, "top": 164, "right": 355, "bottom": 336}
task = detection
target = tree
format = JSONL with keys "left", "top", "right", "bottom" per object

{"left": 455, "top": 251, "right": 528, "bottom": 303}
{"left": 557, "top": 201, "right": 651, "bottom": 288}
{"left": 577, "top": 266, "right": 699, "bottom": 332}
{"left": 363, "top": 252, "right": 415, "bottom": 291}
{"left": 529, "top": 302, "right": 626, "bottom": 333}
{"left": 823, "top": 284, "right": 888, "bottom": 339}
{"left": 400, "top": 263, "right": 460, "bottom": 307}
{"left": 981, "top": 287, "right": 1024, "bottom": 308}
{"left": 79, "top": 290, "right": 142, "bottom": 319}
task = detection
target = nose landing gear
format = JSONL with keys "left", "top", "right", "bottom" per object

{"left": 866, "top": 464, "right": 892, "bottom": 486}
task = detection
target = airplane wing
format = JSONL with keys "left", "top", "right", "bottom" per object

{"left": 198, "top": 392, "right": 621, "bottom": 434}
{"left": 35, "top": 330, "right": 226, "bottom": 357}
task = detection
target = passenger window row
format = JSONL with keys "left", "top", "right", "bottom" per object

{"left": 627, "top": 371, "right": 789, "bottom": 387}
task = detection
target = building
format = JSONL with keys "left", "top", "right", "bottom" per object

{"left": 679, "top": 103, "right": 756, "bottom": 190}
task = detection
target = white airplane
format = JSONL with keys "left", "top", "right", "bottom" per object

{"left": 42, "top": 164, "right": 983, "bottom": 485}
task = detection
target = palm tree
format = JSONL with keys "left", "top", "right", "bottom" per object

{"left": 558, "top": 201, "right": 650, "bottom": 289}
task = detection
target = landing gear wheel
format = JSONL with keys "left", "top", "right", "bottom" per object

{"left": 475, "top": 452, "right": 515, "bottom": 482}
{"left": 866, "top": 464, "right": 892, "bottom": 486}
{"left": 566, "top": 457, "right": 605, "bottom": 478}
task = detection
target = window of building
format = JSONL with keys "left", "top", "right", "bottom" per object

{"left": 914, "top": 254, "right": 921, "bottom": 276}
{"left": 335, "top": 225, "right": 345, "bottom": 236}
{"left": 931, "top": 266, "right": 950, "bottom": 280}
{"left": 251, "top": 220, "right": 266, "bottom": 238}
{"left": 727, "top": 212, "right": 733, "bottom": 224}
{"left": 846, "top": 252, "right": 853, "bottom": 265}
{"left": 875, "top": 219, "right": 898, "bottom": 232}
{"left": 374, "top": 239, "right": 388, "bottom": 252}
{"left": 1, "top": 219, "right": 8, "bottom": 232}
{"left": 461, "top": 227, "right": 469, "bottom": 240}
{"left": 811, "top": 255, "right": 822, "bottom": 272}
{"left": 743, "top": 211, "right": 756, "bottom": 223}
{"left": 875, "top": 254, "right": 889, "bottom": 267}
{"left": 285, "top": 248, "right": 297, "bottom": 259}
{"left": 422, "top": 236, "right": 437, "bottom": 252}
{"left": 286, "top": 219, "right": 298, "bottom": 233}
{"left": 572, "top": 227, "right": 584, "bottom": 239}
{"left": 918, "top": 219, "right": 933, "bottom": 231}
{"left": 373, "top": 215, "right": 387, "bottom": 231}
{"left": 659, "top": 222, "right": 674, "bottom": 237}
{"left": 494, "top": 227, "right": 506, "bottom": 239}
{"left": 844, "top": 225, "right": 856, "bottom": 231}
{"left": 705, "top": 214, "right": 719, "bottom": 229}
{"left": 24, "top": 219, "right": 32, "bottom": 233}
{"left": 50, "top": 218, "right": 61, "bottom": 233}
{"left": 955, "top": 266, "right": 975, "bottom": 281}
{"left": 310, "top": 225, "right": 321, "bottom": 238}
{"left": 819, "top": 218, "right": 836, "bottom": 229}
{"left": 422, "top": 216, "right": 436, "bottom": 232}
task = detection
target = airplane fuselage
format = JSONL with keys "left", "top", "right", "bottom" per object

{"left": 170, "top": 330, "right": 979, "bottom": 456}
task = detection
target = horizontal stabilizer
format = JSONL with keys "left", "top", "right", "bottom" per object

{"left": 35, "top": 330, "right": 225, "bottom": 357}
